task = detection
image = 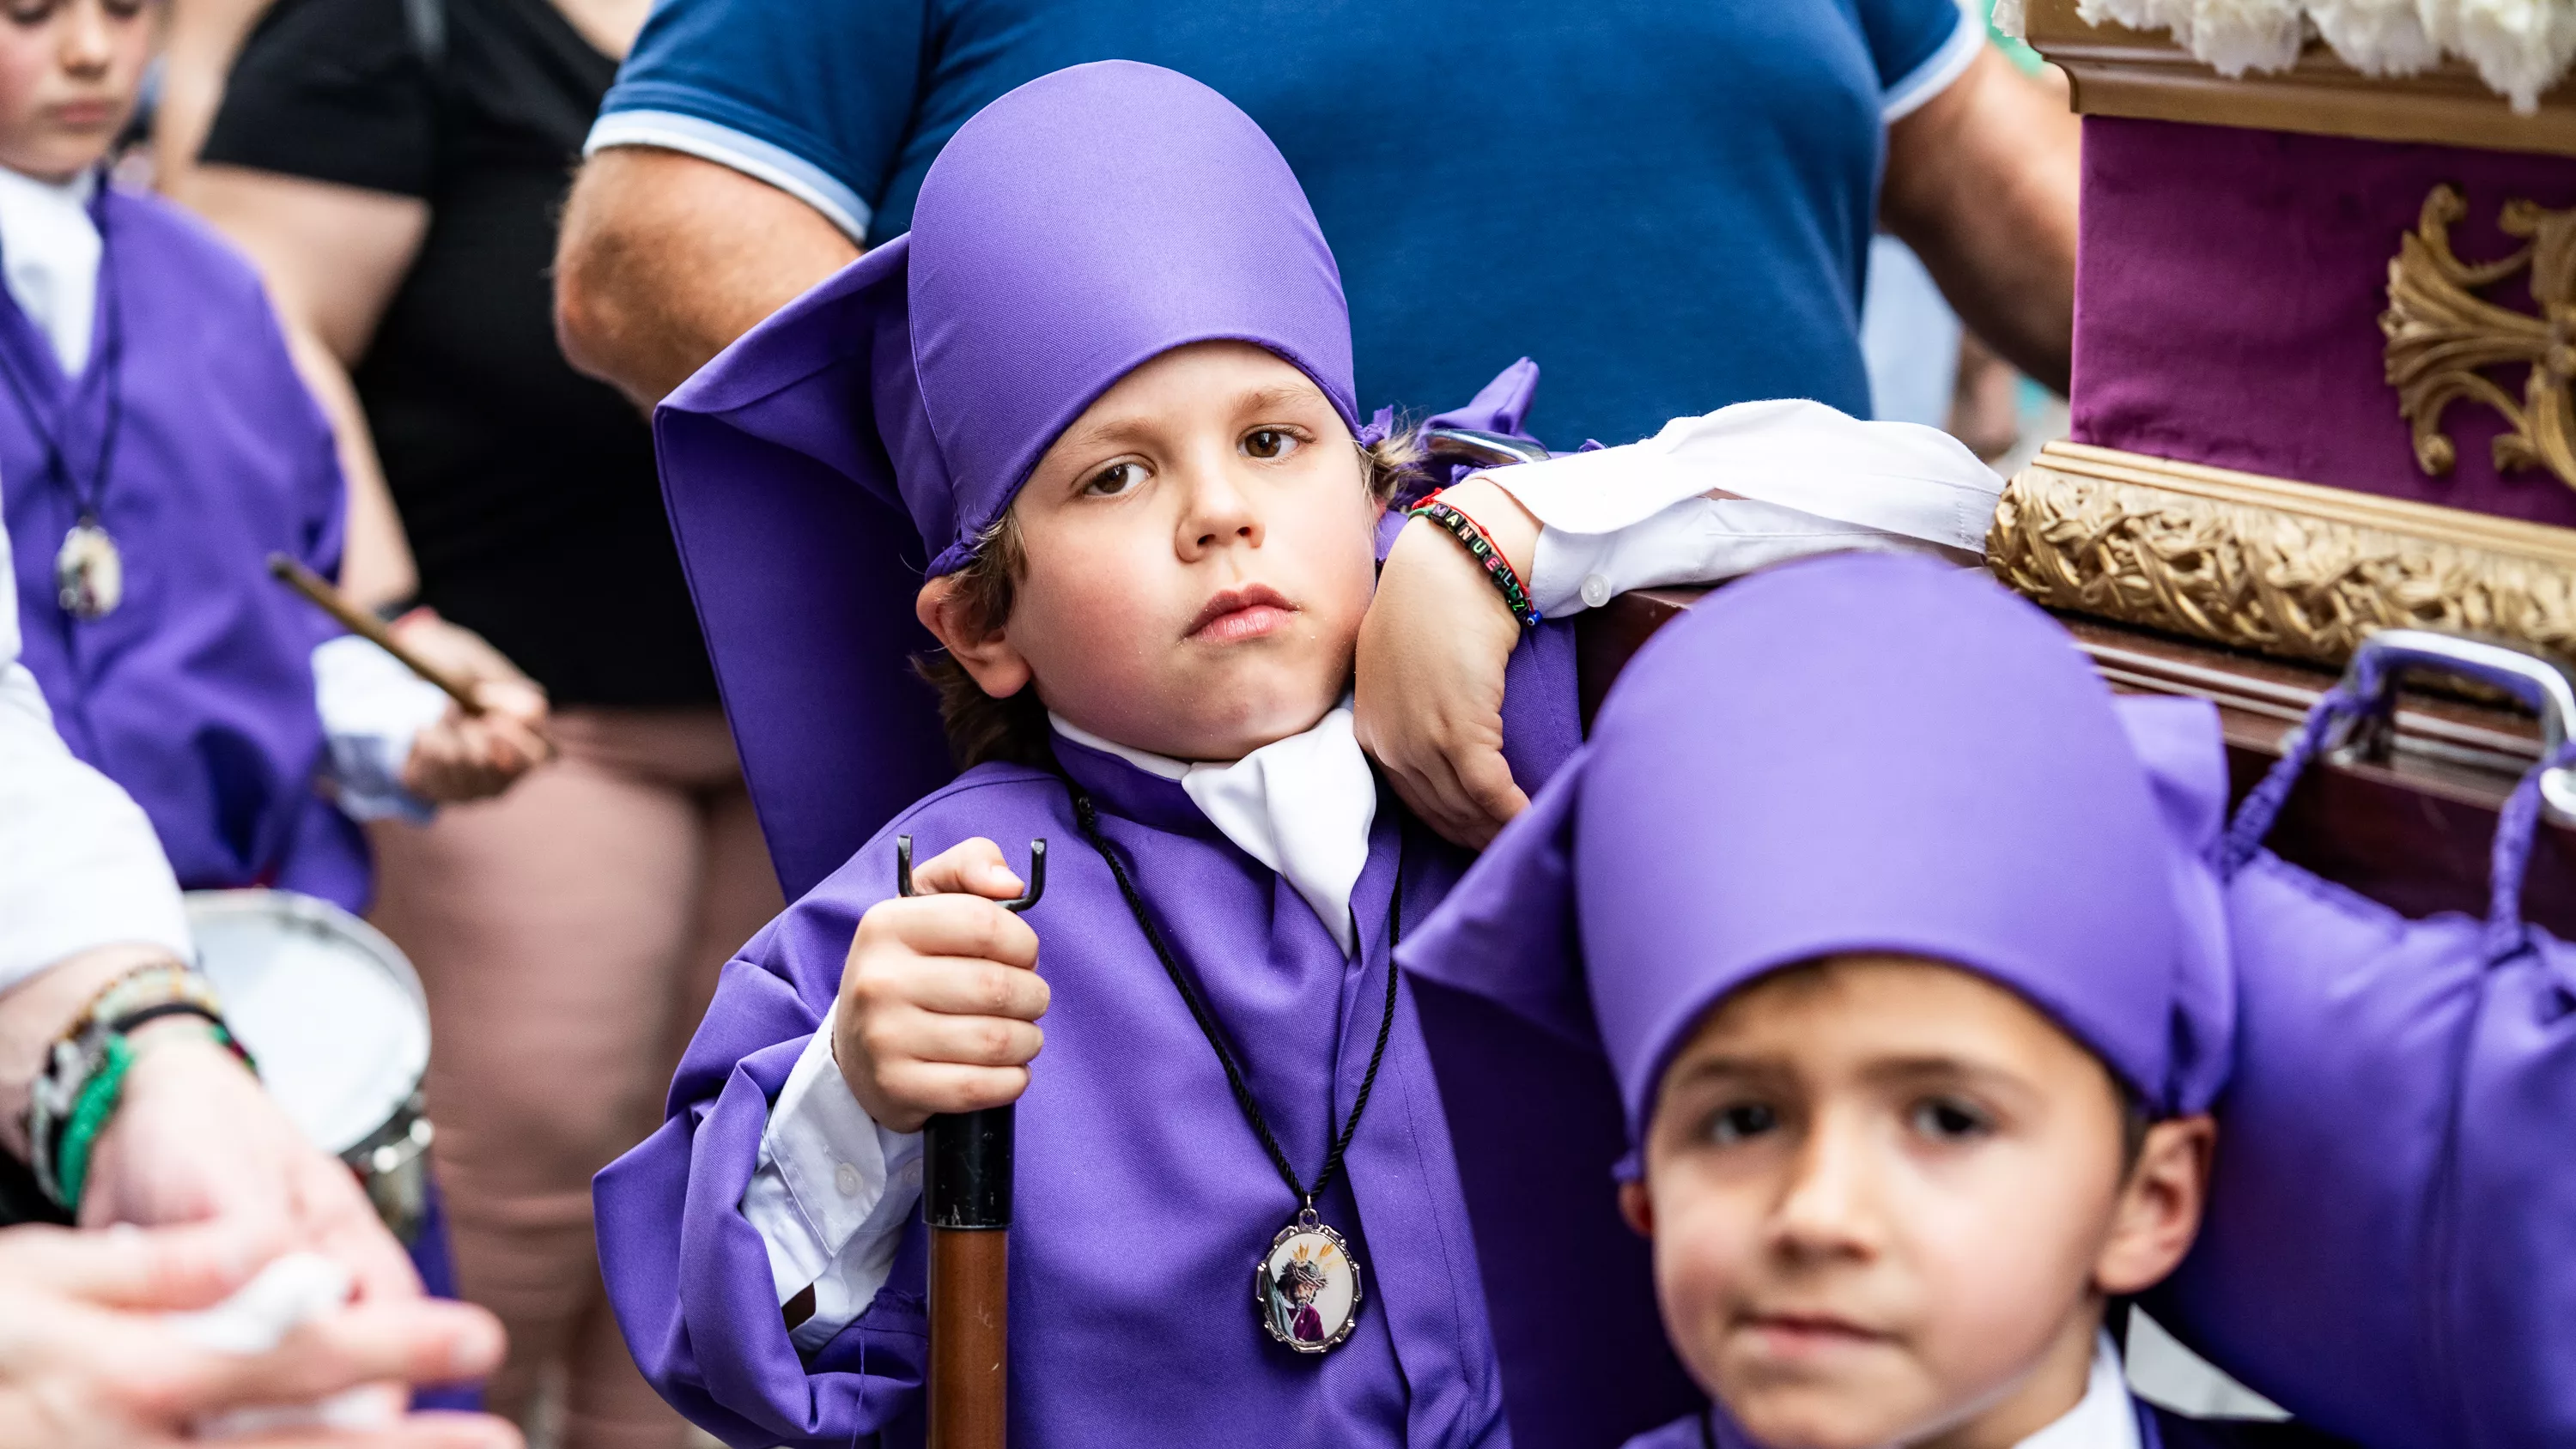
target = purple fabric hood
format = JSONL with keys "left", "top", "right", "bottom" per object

{"left": 652, "top": 61, "right": 1360, "bottom": 897}
{"left": 1399, "top": 553, "right": 2237, "bottom": 1141}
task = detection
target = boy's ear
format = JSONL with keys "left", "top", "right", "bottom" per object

{"left": 916, "top": 576, "right": 1034, "bottom": 700}
{"left": 2094, "top": 1114, "right": 2216, "bottom": 1296}
{"left": 1618, "top": 1179, "right": 1655, "bottom": 1239}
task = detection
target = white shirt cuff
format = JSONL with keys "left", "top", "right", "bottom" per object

{"left": 740, "top": 1006, "right": 925, "bottom": 1353}
{"left": 1474, "top": 399, "right": 2004, "bottom": 615}
{"left": 311, "top": 635, "right": 446, "bottom": 824}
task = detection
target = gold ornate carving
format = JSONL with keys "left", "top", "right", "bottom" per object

{"left": 2382, "top": 184, "right": 2576, "bottom": 491}
{"left": 1988, "top": 441, "right": 2576, "bottom": 669}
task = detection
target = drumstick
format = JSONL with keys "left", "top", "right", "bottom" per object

{"left": 265, "top": 555, "right": 486, "bottom": 717}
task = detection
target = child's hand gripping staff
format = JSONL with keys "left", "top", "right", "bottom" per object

{"left": 838, "top": 835, "right": 1046, "bottom": 1449}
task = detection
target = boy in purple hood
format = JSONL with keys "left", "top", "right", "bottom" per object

{"left": 1402, "top": 554, "right": 2342, "bottom": 1449}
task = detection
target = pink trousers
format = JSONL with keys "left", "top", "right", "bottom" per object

{"left": 367, "top": 708, "right": 781, "bottom": 1449}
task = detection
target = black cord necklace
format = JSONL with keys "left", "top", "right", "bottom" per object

{"left": 0, "top": 176, "right": 126, "bottom": 621}
{"left": 1068, "top": 785, "right": 1402, "bottom": 1355}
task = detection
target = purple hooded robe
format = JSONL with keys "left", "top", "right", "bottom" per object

{"left": 0, "top": 183, "right": 362, "bottom": 909}
{"left": 1399, "top": 554, "right": 2275, "bottom": 1449}
{"left": 598, "top": 61, "right": 1696, "bottom": 1449}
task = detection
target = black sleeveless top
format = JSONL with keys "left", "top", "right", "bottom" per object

{"left": 201, "top": 0, "right": 718, "bottom": 707}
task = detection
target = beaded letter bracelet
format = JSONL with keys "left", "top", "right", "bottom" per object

{"left": 1407, "top": 495, "right": 1542, "bottom": 627}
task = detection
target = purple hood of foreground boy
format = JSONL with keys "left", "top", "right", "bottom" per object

{"left": 1400, "top": 554, "right": 2237, "bottom": 1142}
{"left": 653, "top": 59, "right": 1358, "bottom": 898}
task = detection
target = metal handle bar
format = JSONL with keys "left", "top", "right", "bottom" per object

{"left": 1418, "top": 427, "right": 1550, "bottom": 470}
{"left": 2330, "top": 628, "right": 2576, "bottom": 820}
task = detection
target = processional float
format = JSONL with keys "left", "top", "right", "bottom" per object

{"left": 1595, "top": 0, "right": 2576, "bottom": 922}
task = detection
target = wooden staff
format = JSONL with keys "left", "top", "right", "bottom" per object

{"left": 899, "top": 834, "right": 1046, "bottom": 1449}
{"left": 265, "top": 555, "right": 484, "bottom": 716}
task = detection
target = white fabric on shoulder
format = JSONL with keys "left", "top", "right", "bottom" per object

{"left": 2016, "top": 1333, "right": 2145, "bottom": 1449}
{"left": 1883, "top": 4, "right": 1988, "bottom": 124}
{"left": 1474, "top": 398, "right": 2002, "bottom": 617}
{"left": 310, "top": 635, "right": 447, "bottom": 823}
{"left": 1050, "top": 705, "right": 1377, "bottom": 956}
{"left": 0, "top": 165, "right": 99, "bottom": 376}
{"left": 738, "top": 1006, "right": 925, "bottom": 1354}
{"left": 0, "top": 486, "right": 191, "bottom": 989}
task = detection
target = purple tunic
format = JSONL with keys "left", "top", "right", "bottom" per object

{"left": 593, "top": 627, "right": 1706, "bottom": 1448}
{"left": 603, "top": 743, "right": 1495, "bottom": 1446}
{"left": 1, "top": 184, "right": 362, "bottom": 909}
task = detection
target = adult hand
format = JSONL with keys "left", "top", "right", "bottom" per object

{"left": 1353, "top": 479, "right": 1539, "bottom": 850}
{"left": 0, "top": 1220, "right": 518, "bottom": 1449}
{"left": 389, "top": 613, "right": 554, "bottom": 804}
{"left": 834, "top": 839, "right": 1046, "bottom": 1134}
{"left": 79, "top": 1022, "right": 422, "bottom": 1310}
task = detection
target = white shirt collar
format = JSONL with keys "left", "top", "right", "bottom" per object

{"left": 0, "top": 164, "right": 100, "bottom": 377}
{"left": 1049, "top": 706, "right": 1378, "bottom": 956}
{"left": 2014, "top": 1334, "right": 2143, "bottom": 1449}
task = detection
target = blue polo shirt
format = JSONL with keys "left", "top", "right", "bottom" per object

{"left": 589, "top": 0, "right": 1978, "bottom": 448}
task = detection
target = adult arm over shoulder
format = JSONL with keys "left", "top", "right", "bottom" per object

{"left": 555, "top": 147, "right": 860, "bottom": 409}
{"left": 554, "top": 0, "right": 928, "bottom": 405}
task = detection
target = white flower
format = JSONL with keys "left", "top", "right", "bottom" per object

{"left": 2079, "top": 0, "right": 2307, "bottom": 72}
{"left": 2080, "top": 0, "right": 2200, "bottom": 38}
{"left": 1995, "top": 0, "right": 2028, "bottom": 39}
{"left": 2068, "top": 0, "right": 2576, "bottom": 112}
{"left": 2421, "top": 0, "right": 2576, "bottom": 112}
{"left": 2188, "top": 0, "right": 2312, "bottom": 72}
{"left": 2310, "top": 0, "right": 2443, "bottom": 73}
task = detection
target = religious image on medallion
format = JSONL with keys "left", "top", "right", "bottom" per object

{"left": 54, "top": 519, "right": 121, "bottom": 620}
{"left": 1256, "top": 1217, "right": 1359, "bottom": 1353}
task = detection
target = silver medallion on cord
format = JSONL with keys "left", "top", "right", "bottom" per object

{"left": 1255, "top": 1206, "right": 1362, "bottom": 1354}
{"left": 55, "top": 518, "right": 120, "bottom": 620}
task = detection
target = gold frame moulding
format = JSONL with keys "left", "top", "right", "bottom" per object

{"left": 1988, "top": 440, "right": 2576, "bottom": 668}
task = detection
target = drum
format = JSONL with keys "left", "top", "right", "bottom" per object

{"left": 185, "top": 889, "right": 435, "bottom": 1243}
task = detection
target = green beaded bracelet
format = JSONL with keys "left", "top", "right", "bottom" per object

{"left": 52, "top": 1021, "right": 245, "bottom": 1210}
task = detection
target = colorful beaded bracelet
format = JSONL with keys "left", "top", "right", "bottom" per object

{"left": 26, "top": 966, "right": 252, "bottom": 1210}
{"left": 1408, "top": 497, "right": 1543, "bottom": 627}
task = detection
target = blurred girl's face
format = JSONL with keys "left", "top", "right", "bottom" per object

{"left": 0, "top": 0, "right": 155, "bottom": 183}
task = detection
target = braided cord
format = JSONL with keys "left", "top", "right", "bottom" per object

{"left": 1070, "top": 788, "right": 1403, "bottom": 1209}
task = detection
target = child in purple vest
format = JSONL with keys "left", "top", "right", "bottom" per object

{"left": 598, "top": 60, "right": 2005, "bottom": 1449}
{"left": 0, "top": 0, "right": 544, "bottom": 912}
{"left": 1404, "top": 553, "right": 2347, "bottom": 1449}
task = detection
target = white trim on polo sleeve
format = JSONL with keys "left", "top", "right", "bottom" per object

{"left": 1882, "top": 6, "right": 1987, "bottom": 124}
{"left": 584, "top": 110, "right": 873, "bottom": 244}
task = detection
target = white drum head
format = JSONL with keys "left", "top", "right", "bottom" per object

{"left": 184, "top": 890, "right": 430, "bottom": 1157}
